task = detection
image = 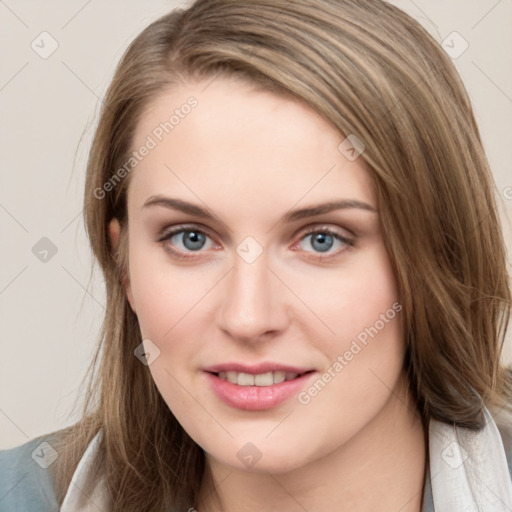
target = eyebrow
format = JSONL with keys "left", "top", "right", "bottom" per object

{"left": 142, "top": 195, "right": 377, "bottom": 224}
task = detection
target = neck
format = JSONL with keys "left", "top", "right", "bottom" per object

{"left": 197, "top": 375, "right": 427, "bottom": 512}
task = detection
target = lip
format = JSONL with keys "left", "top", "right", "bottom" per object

{"left": 204, "top": 370, "right": 317, "bottom": 411}
{"left": 202, "top": 362, "right": 314, "bottom": 374}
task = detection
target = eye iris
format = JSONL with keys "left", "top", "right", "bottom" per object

{"left": 174, "top": 231, "right": 339, "bottom": 253}
{"left": 311, "top": 233, "right": 333, "bottom": 252}
{"left": 182, "top": 231, "right": 205, "bottom": 251}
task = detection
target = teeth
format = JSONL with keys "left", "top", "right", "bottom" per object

{"left": 226, "top": 371, "right": 238, "bottom": 384}
{"left": 217, "top": 370, "right": 299, "bottom": 386}
{"left": 254, "top": 372, "right": 273, "bottom": 386}
{"left": 238, "top": 372, "right": 255, "bottom": 386}
{"left": 273, "top": 371, "right": 287, "bottom": 384}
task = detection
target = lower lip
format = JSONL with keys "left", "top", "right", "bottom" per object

{"left": 204, "top": 371, "right": 316, "bottom": 411}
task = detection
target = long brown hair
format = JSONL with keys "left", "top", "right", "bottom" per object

{"left": 48, "top": 0, "right": 512, "bottom": 510}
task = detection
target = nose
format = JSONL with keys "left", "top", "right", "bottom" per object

{"left": 215, "top": 252, "right": 290, "bottom": 344}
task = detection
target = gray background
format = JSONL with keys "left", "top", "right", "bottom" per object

{"left": 1, "top": 0, "right": 511, "bottom": 448}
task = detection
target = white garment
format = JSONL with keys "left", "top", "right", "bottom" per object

{"left": 428, "top": 406, "right": 512, "bottom": 511}
{"left": 60, "top": 432, "right": 110, "bottom": 512}
{"left": 61, "top": 405, "right": 512, "bottom": 511}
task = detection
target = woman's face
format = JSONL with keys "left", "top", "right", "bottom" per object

{"left": 113, "top": 77, "right": 407, "bottom": 473}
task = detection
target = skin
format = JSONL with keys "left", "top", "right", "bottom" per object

{"left": 109, "top": 77, "right": 426, "bottom": 511}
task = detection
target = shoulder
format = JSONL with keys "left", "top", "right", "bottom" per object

{"left": 0, "top": 434, "right": 60, "bottom": 512}
{"left": 486, "top": 404, "right": 512, "bottom": 484}
{"left": 497, "top": 420, "right": 512, "bottom": 478}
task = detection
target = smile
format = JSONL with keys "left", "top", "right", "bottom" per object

{"left": 204, "top": 370, "right": 316, "bottom": 411}
{"left": 215, "top": 370, "right": 306, "bottom": 386}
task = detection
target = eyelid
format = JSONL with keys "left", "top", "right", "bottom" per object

{"left": 157, "top": 222, "right": 354, "bottom": 260}
{"left": 294, "top": 222, "right": 354, "bottom": 240}
{"left": 290, "top": 224, "right": 354, "bottom": 256}
{"left": 158, "top": 221, "right": 352, "bottom": 240}
{"left": 158, "top": 223, "right": 218, "bottom": 243}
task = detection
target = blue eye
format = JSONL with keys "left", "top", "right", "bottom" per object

{"left": 158, "top": 225, "right": 353, "bottom": 261}
{"left": 161, "top": 228, "right": 212, "bottom": 253}
{"left": 300, "top": 229, "right": 352, "bottom": 254}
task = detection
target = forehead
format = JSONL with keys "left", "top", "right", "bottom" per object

{"left": 128, "top": 78, "right": 375, "bottom": 211}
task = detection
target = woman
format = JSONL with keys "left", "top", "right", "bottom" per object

{"left": 1, "top": 0, "right": 511, "bottom": 510}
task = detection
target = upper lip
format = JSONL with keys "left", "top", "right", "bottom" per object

{"left": 203, "top": 362, "right": 315, "bottom": 375}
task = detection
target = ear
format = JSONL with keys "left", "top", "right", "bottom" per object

{"left": 108, "top": 218, "right": 136, "bottom": 313}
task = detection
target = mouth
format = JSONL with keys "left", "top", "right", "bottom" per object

{"left": 203, "top": 369, "right": 317, "bottom": 411}
{"left": 206, "top": 370, "right": 315, "bottom": 387}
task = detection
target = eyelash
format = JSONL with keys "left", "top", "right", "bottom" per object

{"left": 157, "top": 224, "right": 354, "bottom": 262}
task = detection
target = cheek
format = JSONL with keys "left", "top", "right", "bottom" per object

{"left": 298, "top": 245, "right": 405, "bottom": 409}
{"left": 295, "top": 243, "right": 402, "bottom": 358}
{"left": 127, "top": 237, "right": 214, "bottom": 341}
{"left": 125, "top": 231, "right": 407, "bottom": 469}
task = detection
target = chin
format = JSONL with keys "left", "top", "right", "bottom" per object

{"left": 201, "top": 435, "right": 319, "bottom": 475}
